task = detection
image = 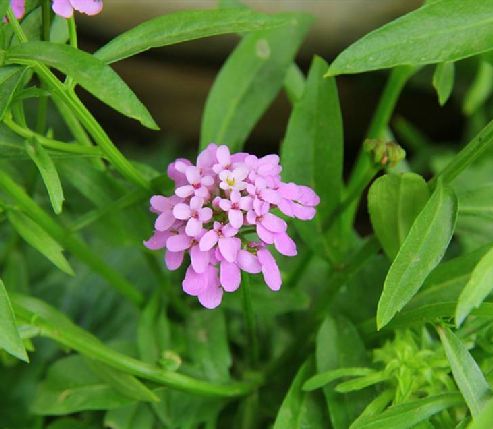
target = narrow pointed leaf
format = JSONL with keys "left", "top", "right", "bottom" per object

{"left": 95, "top": 9, "right": 290, "bottom": 63}
{"left": 0, "top": 279, "right": 28, "bottom": 362}
{"left": 303, "top": 368, "right": 374, "bottom": 392}
{"left": 350, "top": 393, "right": 463, "bottom": 429}
{"left": 433, "top": 62, "right": 455, "bottom": 106}
{"left": 6, "top": 42, "right": 158, "bottom": 130}
{"left": 7, "top": 211, "right": 74, "bottom": 275}
{"left": 377, "top": 181, "right": 457, "bottom": 329}
{"left": 456, "top": 246, "right": 493, "bottom": 326}
{"left": 368, "top": 173, "right": 430, "bottom": 260}
{"left": 26, "top": 139, "right": 64, "bottom": 214}
{"left": 0, "top": 66, "right": 27, "bottom": 121}
{"left": 468, "top": 398, "right": 493, "bottom": 429}
{"left": 200, "top": 13, "right": 312, "bottom": 152}
{"left": 438, "top": 327, "right": 492, "bottom": 416}
{"left": 327, "top": 0, "right": 493, "bottom": 76}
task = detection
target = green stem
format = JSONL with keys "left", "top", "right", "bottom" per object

{"left": 6, "top": 8, "right": 27, "bottom": 42}
{"left": 36, "top": 0, "right": 52, "bottom": 134}
{"left": 241, "top": 273, "right": 259, "bottom": 367}
{"left": 4, "top": 116, "right": 103, "bottom": 156}
{"left": 65, "top": 16, "right": 77, "bottom": 89}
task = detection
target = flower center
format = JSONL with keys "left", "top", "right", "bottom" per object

{"left": 226, "top": 177, "right": 236, "bottom": 186}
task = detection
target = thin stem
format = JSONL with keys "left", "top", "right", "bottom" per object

{"left": 65, "top": 16, "right": 77, "bottom": 89}
{"left": 6, "top": 8, "right": 27, "bottom": 42}
{"left": 36, "top": 0, "right": 52, "bottom": 134}
{"left": 241, "top": 272, "right": 259, "bottom": 367}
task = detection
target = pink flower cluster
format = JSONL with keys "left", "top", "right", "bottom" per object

{"left": 8, "top": 0, "right": 102, "bottom": 19}
{"left": 145, "top": 144, "right": 319, "bottom": 309}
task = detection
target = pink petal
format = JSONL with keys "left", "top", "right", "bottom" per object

{"left": 190, "top": 245, "right": 210, "bottom": 274}
{"left": 278, "top": 183, "right": 300, "bottom": 200}
{"left": 222, "top": 224, "right": 239, "bottom": 237}
{"left": 172, "top": 203, "right": 191, "bottom": 220}
{"left": 201, "top": 175, "right": 214, "bottom": 187}
{"left": 216, "top": 145, "right": 230, "bottom": 166}
{"left": 195, "top": 186, "right": 209, "bottom": 199}
{"left": 166, "top": 234, "right": 192, "bottom": 252}
{"left": 183, "top": 265, "right": 207, "bottom": 296}
{"left": 189, "top": 196, "right": 203, "bottom": 210}
{"left": 175, "top": 185, "right": 194, "bottom": 198}
{"left": 144, "top": 231, "right": 170, "bottom": 250}
{"left": 261, "top": 213, "right": 287, "bottom": 233}
{"left": 230, "top": 190, "right": 241, "bottom": 203}
{"left": 278, "top": 199, "right": 295, "bottom": 217}
{"left": 185, "top": 166, "right": 201, "bottom": 185}
{"left": 165, "top": 250, "right": 184, "bottom": 270}
{"left": 150, "top": 195, "right": 170, "bottom": 212}
{"left": 155, "top": 212, "right": 175, "bottom": 231}
{"left": 70, "top": 0, "right": 103, "bottom": 15}
{"left": 274, "top": 232, "right": 297, "bottom": 256}
{"left": 246, "top": 210, "right": 257, "bottom": 225}
{"left": 228, "top": 209, "right": 243, "bottom": 229}
{"left": 52, "top": 0, "right": 73, "bottom": 17}
{"left": 218, "top": 237, "right": 240, "bottom": 263}
{"left": 233, "top": 167, "right": 249, "bottom": 182}
{"left": 220, "top": 261, "right": 241, "bottom": 292}
{"left": 199, "top": 207, "right": 213, "bottom": 222}
{"left": 198, "top": 267, "right": 223, "bottom": 309}
{"left": 297, "top": 185, "right": 320, "bottom": 206}
{"left": 260, "top": 189, "right": 281, "bottom": 205}
{"left": 197, "top": 143, "right": 217, "bottom": 169}
{"left": 237, "top": 250, "right": 261, "bottom": 274}
{"left": 257, "top": 224, "right": 274, "bottom": 244}
{"left": 257, "top": 249, "right": 281, "bottom": 291}
{"left": 239, "top": 196, "right": 252, "bottom": 211}
{"left": 199, "top": 230, "right": 219, "bottom": 251}
{"left": 293, "top": 204, "right": 316, "bottom": 220}
{"left": 219, "top": 199, "right": 231, "bottom": 211}
{"left": 11, "top": 0, "right": 25, "bottom": 18}
{"left": 185, "top": 217, "right": 202, "bottom": 237}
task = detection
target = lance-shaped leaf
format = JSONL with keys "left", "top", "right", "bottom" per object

{"left": 26, "top": 139, "right": 64, "bottom": 214}
{"left": 368, "top": 173, "right": 430, "bottom": 260}
{"left": 95, "top": 9, "right": 290, "bottom": 63}
{"left": 327, "top": 0, "right": 493, "bottom": 76}
{"left": 433, "top": 62, "right": 455, "bottom": 106}
{"left": 200, "top": 13, "right": 312, "bottom": 152}
{"left": 7, "top": 211, "right": 74, "bottom": 275}
{"left": 0, "top": 278, "right": 28, "bottom": 362}
{"left": 6, "top": 42, "right": 158, "bottom": 130}
{"left": 0, "top": 66, "right": 27, "bottom": 121}
{"left": 438, "top": 327, "right": 492, "bottom": 417}
{"left": 377, "top": 181, "right": 457, "bottom": 329}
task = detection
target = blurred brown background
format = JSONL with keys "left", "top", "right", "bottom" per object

{"left": 76, "top": 0, "right": 462, "bottom": 160}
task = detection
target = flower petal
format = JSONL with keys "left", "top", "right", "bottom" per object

{"left": 166, "top": 234, "right": 192, "bottom": 252}
{"left": 261, "top": 213, "right": 287, "bottom": 233}
{"left": 293, "top": 203, "right": 316, "bottom": 220}
{"left": 175, "top": 185, "right": 194, "bottom": 198}
{"left": 11, "top": 0, "right": 25, "bottom": 18}
{"left": 165, "top": 250, "right": 184, "bottom": 270}
{"left": 274, "top": 232, "right": 297, "bottom": 256}
{"left": 228, "top": 209, "right": 243, "bottom": 229}
{"left": 198, "top": 267, "right": 223, "bottom": 309}
{"left": 216, "top": 145, "right": 231, "bottom": 166}
{"left": 155, "top": 212, "right": 175, "bottom": 231}
{"left": 185, "top": 217, "right": 202, "bottom": 237}
{"left": 182, "top": 265, "right": 206, "bottom": 296}
{"left": 190, "top": 245, "right": 210, "bottom": 274}
{"left": 220, "top": 261, "right": 241, "bottom": 292}
{"left": 257, "top": 224, "right": 274, "bottom": 244}
{"left": 199, "top": 229, "right": 219, "bottom": 251}
{"left": 52, "top": 0, "right": 74, "bottom": 17}
{"left": 144, "top": 231, "right": 170, "bottom": 250}
{"left": 199, "top": 207, "right": 213, "bottom": 222}
{"left": 69, "top": 0, "right": 103, "bottom": 15}
{"left": 237, "top": 250, "right": 261, "bottom": 274}
{"left": 257, "top": 249, "right": 282, "bottom": 291}
{"left": 218, "top": 237, "right": 240, "bottom": 263}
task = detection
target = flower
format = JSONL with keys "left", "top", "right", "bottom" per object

{"left": 5, "top": 0, "right": 103, "bottom": 20}
{"left": 145, "top": 144, "right": 319, "bottom": 309}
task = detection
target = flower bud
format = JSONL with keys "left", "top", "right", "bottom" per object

{"left": 364, "top": 139, "right": 406, "bottom": 168}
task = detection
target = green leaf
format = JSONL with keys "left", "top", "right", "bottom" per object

{"left": 368, "top": 173, "right": 430, "bottom": 260}
{"left": 0, "top": 0, "right": 9, "bottom": 19}
{"left": 377, "top": 181, "right": 457, "bottom": 329}
{"left": 327, "top": 0, "right": 493, "bottom": 76}
{"left": 200, "top": 13, "right": 311, "bottom": 152}
{"left": 463, "top": 61, "right": 493, "bottom": 115}
{"left": 105, "top": 404, "right": 155, "bottom": 429}
{"left": 468, "top": 398, "right": 493, "bottom": 429}
{"left": 95, "top": 9, "right": 290, "bottom": 63}
{"left": 186, "top": 310, "right": 232, "bottom": 382}
{"left": 438, "top": 327, "right": 492, "bottom": 417}
{"left": 456, "top": 246, "right": 493, "bottom": 325}
{"left": 31, "top": 356, "right": 135, "bottom": 415}
{"left": 351, "top": 390, "right": 394, "bottom": 428}
{"left": 335, "top": 372, "right": 388, "bottom": 393}
{"left": 458, "top": 184, "right": 493, "bottom": 216}
{"left": 281, "top": 56, "right": 343, "bottom": 259}
{"left": 0, "top": 279, "right": 28, "bottom": 362}
{"left": 433, "top": 62, "right": 455, "bottom": 106}
{"left": 350, "top": 393, "right": 463, "bottom": 429}
{"left": 316, "top": 316, "right": 372, "bottom": 429}
{"left": 303, "top": 368, "right": 374, "bottom": 392}
{"left": 273, "top": 359, "right": 325, "bottom": 429}
{"left": 6, "top": 41, "right": 158, "bottom": 130}
{"left": 0, "top": 66, "right": 26, "bottom": 122}
{"left": 7, "top": 211, "right": 74, "bottom": 275}
{"left": 26, "top": 138, "right": 64, "bottom": 214}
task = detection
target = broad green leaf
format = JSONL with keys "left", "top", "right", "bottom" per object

{"left": 456, "top": 246, "right": 493, "bottom": 325}
{"left": 95, "top": 9, "right": 289, "bottom": 63}
{"left": 327, "top": 0, "right": 493, "bottom": 76}
{"left": 7, "top": 211, "right": 74, "bottom": 275}
{"left": 26, "top": 139, "right": 64, "bottom": 214}
{"left": 303, "top": 368, "right": 374, "bottom": 392}
{"left": 105, "top": 404, "right": 155, "bottom": 429}
{"left": 368, "top": 173, "right": 430, "bottom": 260}
{"left": 468, "top": 398, "right": 493, "bottom": 429}
{"left": 458, "top": 184, "right": 493, "bottom": 216}
{"left": 433, "top": 62, "right": 454, "bottom": 106}
{"left": 281, "top": 56, "right": 343, "bottom": 260}
{"left": 86, "top": 359, "right": 158, "bottom": 403}
{"left": 46, "top": 418, "right": 99, "bottom": 429}
{"left": 463, "top": 61, "right": 493, "bottom": 115}
{"left": 186, "top": 310, "right": 231, "bottom": 382}
{"left": 0, "top": 0, "right": 9, "bottom": 19}
{"left": 0, "top": 66, "right": 26, "bottom": 121}
{"left": 6, "top": 42, "right": 158, "bottom": 130}
{"left": 350, "top": 393, "right": 463, "bottom": 429}
{"left": 273, "top": 359, "right": 325, "bottom": 429}
{"left": 0, "top": 279, "right": 28, "bottom": 362}
{"left": 316, "top": 316, "right": 372, "bottom": 429}
{"left": 438, "top": 327, "right": 492, "bottom": 417}
{"left": 200, "top": 13, "right": 312, "bottom": 152}
{"left": 31, "top": 356, "right": 135, "bottom": 415}
{"left": 377, "top": 181, "right": 457, "bottom": 329}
